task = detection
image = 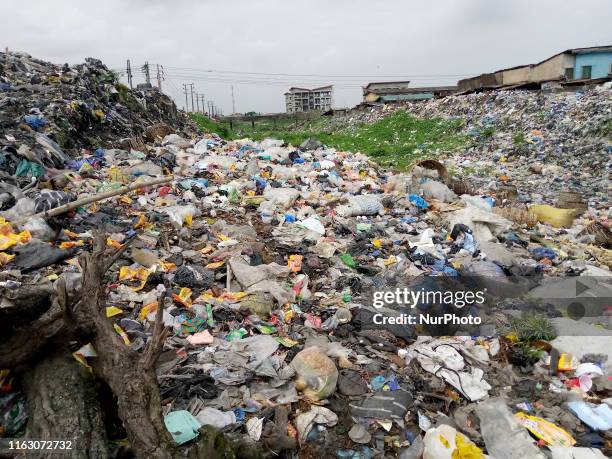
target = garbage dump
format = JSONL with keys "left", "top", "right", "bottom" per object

{"left": 1, "top": 51, "right": 611, "bottom": 458}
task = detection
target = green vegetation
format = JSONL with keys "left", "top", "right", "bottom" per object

{"left": 513, "top": 131, "right": 526, "bottom": 146}
{"left": 481, "top": 126, "right": 496, "bottom": 139}
{"left": 511, "top": 314, "right": 557, "bottom": 342}
{"left": 190, "top": 110, "right": 468, "bottom": 170}
{"left": 190, "top": 113, "right": 233, "bottom": 138}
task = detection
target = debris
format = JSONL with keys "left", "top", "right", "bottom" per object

{"left": 291, "top": 347, "right": 338, "bottom": 401}
{"left": 164, "top": 410, "right": 201, "bottom": 445}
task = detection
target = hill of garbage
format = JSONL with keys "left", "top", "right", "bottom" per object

{"left": 0, "top": 52, "right": 611, "bottom": 458}
{"left": 333, "top": 85, "right": 611, "bottom": 211}
{"left": 0, "top": 51, "right": 191, "bottom": 170}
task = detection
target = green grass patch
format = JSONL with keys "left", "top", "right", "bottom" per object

{"left": 190, "top": 113, "right": 233, "bottom": 138}
{"left": 511, "top": 314, "right": 557, "bottom": 342}
{"left": 191, "top": 110, "right": 468, "bottom": 170}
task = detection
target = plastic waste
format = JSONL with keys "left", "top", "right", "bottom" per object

{"left": 408, "top": 194, "right": 429, "bottom": 209}
{"left": 164, "top": 410, "right": 201, "bottom": 445}
{"left": 420, "top": 179, "right": 457, "bottom": 203}
{"left": 297, "top": 216, "right": 325, "bottom": 235}
{"left": 566, "top": 401, "right": 612, "bottom": 431}
{"left": 290, "top": 346, "right": 338, "bottom": 400}
{"left": 162, "top": 205, "right": 199, "bottom": 227}
{"left": 549, "top": 447, "right": 607, "bottom": 459}
{"left": 295, "top": 406, "right": 338, "bottom": 444}
{"left": 196, "top": 407, "right": 236, "bottom": 429}
{"left": 476, "top": 397, "right": 546, "bottom": 459}
{"left": 423, "top": 424, "right": 484, "bottom": 459}
{"left": 337, "top": 195, "right": 384, "bottom": 217}
{"left": 514, "top": 412, "right": 576, "bottom": 447}
{"left": 529, "top": 204, "right": 577, "bottom": 228}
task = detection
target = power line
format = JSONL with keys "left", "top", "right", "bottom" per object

{"left": 156, "top": 65, "right": 475, "bottom": 79}
{"left": 162, "top": 71, "right": 465, "bottom": 83}
{"left": 160, "top": 73, "right": 459, "bottom": 89}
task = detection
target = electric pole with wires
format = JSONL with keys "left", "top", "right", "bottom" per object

{"left": 126, "top": 60, "right": 133, "bottom": 89}
{"left": 142, "top": 62, "right": 151, "bottom": 85}
{"left": 155, "top": 64, "right": 164, "bottom": 90}
{"left": 188, "top": 84, "right": 195, "bottom": 112}
{"left": 231, "top": 85, "right": 236, "bottom": 114}
{"left": 182, "top": 83, "right": 190, "bottom": 112}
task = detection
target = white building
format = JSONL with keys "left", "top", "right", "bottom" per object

{"left": 284, "top": 85, "right": 333, "bottom": 113}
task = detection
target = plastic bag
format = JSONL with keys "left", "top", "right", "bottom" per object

{"left": 290, "top": 346, "right": 338, "bottom": 401}
{"left": 162, "top": 204, "right": 199, "bottom": 227}
{"left": 297, "top": 216, "right": 325, "bottom": 235}
{"left": 421, "top": 180, "right": 457, "bottom": 203}
{"left": 476, "top": 398, "right": 546, "bottom": 459}
{"left": 529, "top": 205, "right": 577, "bottom": 228}
{"left": 196, "top": 407, "right": 236, "bottom": 429}
{"left": 423, "top": 425, "right": 484, "bottom": 459}
{"left": 566, "top": 401, "right": 612, "bottom": 431}
{"left": 337, "top": 195, "right": 384, "bottom": 217}
{"left": 263, "top": 187, "right": 300, "bottom": 209}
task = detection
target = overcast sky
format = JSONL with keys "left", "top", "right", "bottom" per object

{"left": 4, "top": 0, "right": 612, "bottom": 114}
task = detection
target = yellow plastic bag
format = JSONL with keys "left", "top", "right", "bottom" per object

{"left": 118, "top": 266, "right": 150, "bottom": 291}
{"left": 452, "top": 434, "right": 485, "bottom": 459}
{"left": 529, "top": 205, "right": 577, "bottom": 228}
{"left": 139, "top": 301, "right": 158, "bottom": 321}
{"left": 515, "top": 412, "right": 576, "bottom": 447}
{"left": 106, "top": 306, "right": 124, "bottom": 317}
{"left": 0, "top": 221, "right": 31, "bottom": 250}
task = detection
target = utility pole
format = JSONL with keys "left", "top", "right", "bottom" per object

{"left": 142, "top": 62, "right": 151, "bottom": 85}
{"left": 155, "top": 64, "right": 164, "bottom": 90}
{"left": 195, "top": 93, "right": 200, "bottom": 113}
{"left": 207, "top": 101, "right": 211, "bottom": 116}
{"left": 188, "top": 84, "right": 195, "bottom": 112}
{"left": 200, "top": 94, "right": 205, "bottom": 114}
{"left": 126, "top": 59, "right": 133, "bottom": 89}
{"left": 231, "top": 85, "right": 236, "bottom": 114}
{"left": 182, "top": 84, "right": 190, "bottom": 112}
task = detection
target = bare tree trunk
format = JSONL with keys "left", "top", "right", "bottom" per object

{"left": 58, "top": 232, "right": 175, "bottom": 458}
{"left": 0, "top": 231, "right": 262, "bottom": 457}
{"left": 21, "top": 349, "right": 108, "bottom": 459}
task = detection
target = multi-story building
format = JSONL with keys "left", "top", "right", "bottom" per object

{"left": 285, "top": 85, "right": 333, "bottom": 113}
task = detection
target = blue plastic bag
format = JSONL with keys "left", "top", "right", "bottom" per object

{"left": 408, "top": 194, "right": 429, "bottom": 210}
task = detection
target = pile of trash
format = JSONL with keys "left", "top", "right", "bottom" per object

{"left": 335, "top": 85, "right": 612, "bottom": 210}
{"left": 0, "top": 53, "right": 611, "bottom": 457}
{"left": 0, "top": 50, "right": 191, "bottom": 170}
{"left": 1, "top": 128, "right": 611, "bottom": 456}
